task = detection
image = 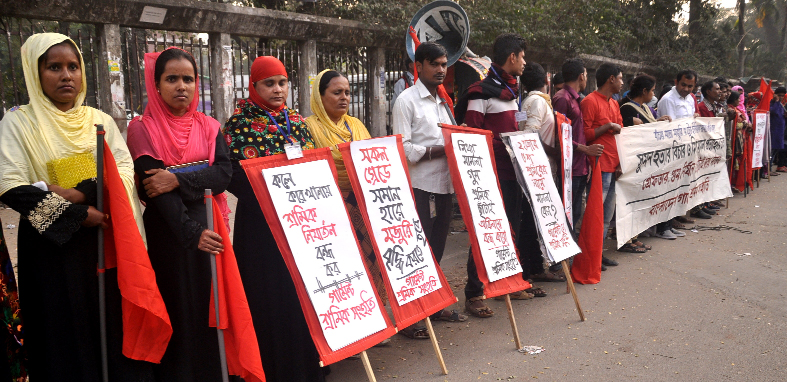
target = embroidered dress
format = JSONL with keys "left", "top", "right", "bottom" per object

{"left": 225, "top": 99, "right": 314, "bottom": 160}
{"left": 0, "top": 218, "right": 24, "bottom": 381}
{"left": 222, "top": 55, "right": 323, "bottom": 382}
{"left": 0, "top": 33, "right": 154, "bottom": 381}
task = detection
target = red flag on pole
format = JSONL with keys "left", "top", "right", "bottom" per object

{"left": 570, "top": 160, "right": 604, "bottom": 284}
{"left": 757, "top": 78, "right": 774, "bottom": 112}
{"left": 101, "top": 142, "right": 172, "bottom": 363}
{"left": 207, "top": 197, "right": 266, "bottom": 382}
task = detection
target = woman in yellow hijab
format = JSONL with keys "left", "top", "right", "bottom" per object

{"left": 0, "top": 33, "right": 153, "bottom": 380}
{"left": 305, "top": 69, "right": 389, "bottom": 303}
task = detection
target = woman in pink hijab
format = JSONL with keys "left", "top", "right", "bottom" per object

{"left": 126, "top": 47, "right": 232, "bottom": 381}
{"left": 731, "top": 85, "right": 750, "bottom": 123}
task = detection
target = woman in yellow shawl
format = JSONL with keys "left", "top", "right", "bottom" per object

{"left": 305, "top": 69, "right": 391, "bottom": 303}
{"left": 0, "top": 33, "right": 153, "bottom": 381}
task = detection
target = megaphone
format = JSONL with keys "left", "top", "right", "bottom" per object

{"left": 406, "top": 0, "right": 470, "bottom": 67}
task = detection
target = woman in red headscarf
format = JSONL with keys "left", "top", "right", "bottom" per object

{"left": 222, "top": 56, "right": 323, "bottom": 381}
{"left": 126, "top": 47, "right": 233, "bottom": 381}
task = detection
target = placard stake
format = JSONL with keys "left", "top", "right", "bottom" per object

{"left": 504, "top": 295, "right": 522, "bottom": 349}
{"left": 562, "top": 260, "right": 586, "bottom": 321}
{"left": 424, "top": 317, "right": 449, "bottom": 375}
{"left": 360, "top": 351, "right": 378, "bottom": 382}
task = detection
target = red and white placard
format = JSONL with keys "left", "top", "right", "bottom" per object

{"left": 261, "top": 159, "right": 389, "bottom": 350}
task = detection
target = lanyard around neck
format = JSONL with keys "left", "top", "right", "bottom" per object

{"left": 263, "top": 109, "right": 293, "bottom": 144}
{"left": 332, "top": 121, "right": 353, "bottom": 143}
{"left": 489, "top": 65, "right": 520, "bottom": 107}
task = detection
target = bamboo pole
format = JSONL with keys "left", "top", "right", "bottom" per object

{"left": 360, "top": 351, "right": 377, "bottom": 382}
{"left": 504, "top": 295, "right": 522, "bottom": 350}
{"left": 424, "top": 317, "right": 448, "bottom": 375}
{"left": 562, "top": 260, "right": 586, "bottom": 321}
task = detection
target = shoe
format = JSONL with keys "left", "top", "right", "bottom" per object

{"left": 670, "top": 228, "right": 686, "bottom": 237}
{"left": 675, "top": 216, "right": 695, "bottom": 224}
{"left": 602, "top": 256, "right": 619, "bottom": 266}
{"left": 601, "top": 264, "right": 607, "bottom": 271}
{"left": 705, "top": 204, "right": 720, "bottom": 210}
{"left": 701, "top": 207, "right": 717, "bottom": 215}
{"left": 655, "top": 230, "right": 677, "bottom": 240}
{"left": 671, "top": 221, "right": 687, "bottom": 229}
{"left": 692, "top": 210, "right": 712, "bottom": 219}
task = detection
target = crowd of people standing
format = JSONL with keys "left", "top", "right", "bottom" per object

{"left": 0, "top": 30, "right": 782, "bottom": 381}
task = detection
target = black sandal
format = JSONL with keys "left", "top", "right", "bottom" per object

{"left": 617, "top": 243, "right": 647, "bottom": 253}
{"left": 526, "top": 287, "right": 547, "bottom": 297}
{"left": 398, "top": 326, "right": 429, "bottom": 339}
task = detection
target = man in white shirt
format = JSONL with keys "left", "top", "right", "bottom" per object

{"left": 392, "top": 42, "right": 466, "bottom": 334}
{"left": 657, "top": 70, "right": 699, "bottom": 120}
{"left": 653, "top": 70, "right": 700, "bottom": 239}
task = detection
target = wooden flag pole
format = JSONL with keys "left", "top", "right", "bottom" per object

{"left": 504, "top": 295, "right": 522, "bottom": 349}
{"left": 360, "top": 351, "right": 378, "bottom": 382}
{"left": 424, "top": 317, "right": 448, "bottom": 375}
{"left": 561, "top": 260, "right": 586, "bottom": 321}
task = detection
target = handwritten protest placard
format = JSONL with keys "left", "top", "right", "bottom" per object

{"left": 502, "top": 132, "right": 580, "bottom": 264}
{"left": 559, "top": 120, "right": 573, "bottom": 227}
{"left": 261, "top": 159, "right": 389, "bottom": 350}
{"left": 451, "top": 133, "right": 522, "bottom": 282}
{"left": 615, "top": 117, "right": 733, "bottom": 248}
{"left": 339, "top": 136, "right": 456, "bottom": 329}
{"left": 752, "top": 111, "right": 768, "bottom": 169}
{"left": 347, "top": 137, "right": 444, "bottom": 305}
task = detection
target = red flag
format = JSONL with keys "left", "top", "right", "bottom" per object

{"left": 101, "top": 142, "right": 172, "bottom": 363}
{"left": 407, "top": 26, "right": 455, "bottom": 116}
{"left": 757, "top": 78, "right": 774, "bottom": 112}
{"left": 207, "top": 196, "right": 266, "bottom": 382}
{"left": 570, "top": 160, "right": 604, "bottom": 284}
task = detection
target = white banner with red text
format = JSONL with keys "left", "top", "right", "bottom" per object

{"left": 615, "top": 117, "right": 733, "bottom": 249}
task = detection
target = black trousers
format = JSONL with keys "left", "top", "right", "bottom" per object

{"left": 412, "top": 189, "right": 454, "bottom": 264}
{"left": 465, "top": 180, "right": 544, "bottom": 299}
{"left": 773, "top": 148, "right": 787, "bottom": 167}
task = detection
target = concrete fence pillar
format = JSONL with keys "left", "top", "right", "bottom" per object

{"left": 96, "top": 23, "right": 127, "bottom": 132}
{"left": 297, "top": 39, "right": 317, "bottom": 117}
{"left": 368, "top": 46, "right": 386, "bottom": 137}
{"left": 209, "top": 33, "right": 234, "bottom": 126}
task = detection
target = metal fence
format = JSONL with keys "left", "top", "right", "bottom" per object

{"left": 384, "top": 50, "right": 409, "bottom": 136}
{"left": 230, "top": 38, "right": 301, "bottom": 112}
{"left": 2, "top": 16, "right": 401, "bottom": 131}
{"left": 0, "top": 17, "right": 101, "bottom": 118}
{"left": 120, "top": 29, "right": 214, "bottom": 121}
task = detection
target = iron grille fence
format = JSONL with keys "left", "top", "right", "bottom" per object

{"left": 0, "top": 17, "right": 101, "bottom": 118}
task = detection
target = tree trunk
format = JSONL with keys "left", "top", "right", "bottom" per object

{"left": 738, "top": 0, "right": 746, "bottom": 78}
{"left": 689, "top": 0, "right": 702, "bottom": 46}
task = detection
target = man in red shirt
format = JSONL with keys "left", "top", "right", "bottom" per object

{"left": 581, "top": 63, "right": 623, "bottom": 270}
{"left": 697, "top": 80, "right": 722, "bottom": 117}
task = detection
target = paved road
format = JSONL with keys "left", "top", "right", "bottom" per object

{"left": 1, "top": 176, "right": 784, "bottom": 381}
{"left": 326, "top": 176, "right": 787, "bottom": 381}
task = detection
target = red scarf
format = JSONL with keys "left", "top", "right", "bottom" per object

{"left": 248, "top": 56, "right": 288, "bottom": 112}
{"left": 126, "top": 48, "right": 230, "bottom": 227}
